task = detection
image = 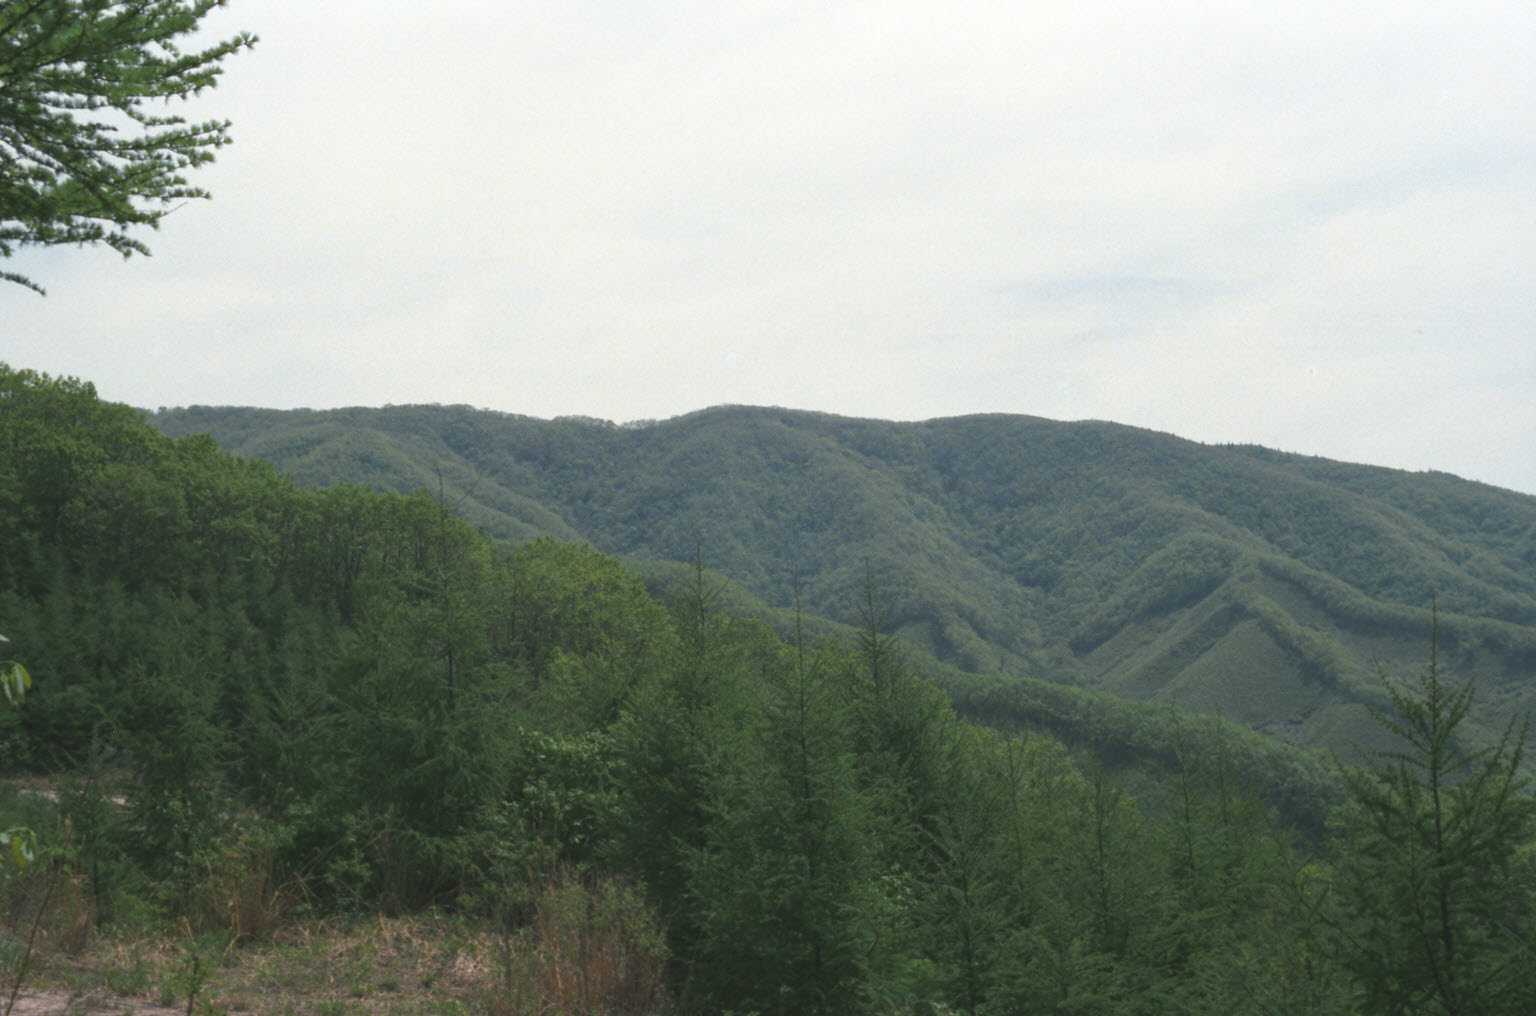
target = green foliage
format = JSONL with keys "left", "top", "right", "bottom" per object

{"left": 684, "top": 632, "right": 882, "bottom": 1014}
{"left": 0, "top": 656, "right": 28, "bottom": 714}
{"left": 0, "top": 0, "right": 256, "bottom": 293}
{"left": 1332, "top": 624, "right": 1536, "bottom": 1015}
{"left": 0, "top": 633, "right": 36, "bottom": 874}
{"left": 0, "top": 825, "right": 33, "bottom": 871}
{"left": 148, "top": 401, "right": 1536, "bottom": 773}
{"left": 6, "top": 365, "right": 1535, "bottom": 1014}
{"left": 496, "top": 538, "right": 675, "bottom": 731}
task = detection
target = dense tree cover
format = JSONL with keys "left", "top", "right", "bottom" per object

{"left": 0, "top": 0, "right": 254, "bottom": 293}
{"left": 149, "top": 402, "right": 1536, "bottom": 768}
{"left": 6, "top": 365, "right": 1536, "bottom": 1013}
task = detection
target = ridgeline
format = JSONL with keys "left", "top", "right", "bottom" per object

{"left": 152, "top": 402, "right": 1536, "bottom": 767}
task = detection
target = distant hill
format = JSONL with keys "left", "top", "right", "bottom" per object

{"left": 150, "top": 403, "right": 1536, "bottom": 767}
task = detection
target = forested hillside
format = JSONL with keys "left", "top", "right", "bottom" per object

{"left": 4, "top": 364, "right": 1535, "bottom": 1014}
{"left": 151, "top": 402, "right": 1536, "bottom": 766}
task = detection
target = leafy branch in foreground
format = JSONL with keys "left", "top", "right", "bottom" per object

{"left": 1, "top": 630, "right": 39, "bottom": 1016}
{"left": 0, "top": 634, "right": 28, "bottom": 712}
{"left": 0, "top": 633, "right": 35, "bottom": 871}
{"left": 0, "top": 0, "right": 255, "bottom": 293}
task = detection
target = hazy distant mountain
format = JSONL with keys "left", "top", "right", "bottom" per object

{"left": 150, "top": 403, "right": 1536, "bottom": 765}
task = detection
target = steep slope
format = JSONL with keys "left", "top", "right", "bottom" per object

{"left": 150, "top": 404, "right": 1536, "bottom": 760}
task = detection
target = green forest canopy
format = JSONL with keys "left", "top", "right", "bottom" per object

{"left": 4, "top": 364, "right": 1534, "bottom": 1015}
{"left": 150, "top": 400, "right": 1536, "bottom": 769}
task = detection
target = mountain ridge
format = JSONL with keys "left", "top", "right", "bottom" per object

{"left": 149, "top": 402, "right": 1536, "bottom": 764}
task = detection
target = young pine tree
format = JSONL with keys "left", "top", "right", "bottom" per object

{"left": 1332, "top": 623, "right": 1536, "bottom": 1016}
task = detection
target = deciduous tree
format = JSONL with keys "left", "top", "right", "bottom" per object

{"left": 0, "top": 0, "right": 254, "bottom": 292}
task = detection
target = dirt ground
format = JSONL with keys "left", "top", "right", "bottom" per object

{"left": 1, "top": 989, "right": 185, "bottom": 1014}
{"left": 0, "top": 909, "right": 509, "bottom": 1016}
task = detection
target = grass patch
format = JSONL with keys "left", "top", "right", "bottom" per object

{"left": 1, "top": 910, "right": 643, "bottom": 1016}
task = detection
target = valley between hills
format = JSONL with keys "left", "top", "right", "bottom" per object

{"left": 150, "top": 401, "right": 1536, "bottom": 783}
{"left": 6, "top": 368, "right": 1535, "bottom": 1014}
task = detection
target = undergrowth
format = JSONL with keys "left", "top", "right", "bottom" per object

{"left": 2, "top": 903, "right": 672, "bottom": 1015}
{"left": 0, "top": 825, "right": 674, "bottom": 1016}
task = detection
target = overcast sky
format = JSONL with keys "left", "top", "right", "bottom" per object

{"left": 7, "top": 1, "right": 1535, "bottom": 493}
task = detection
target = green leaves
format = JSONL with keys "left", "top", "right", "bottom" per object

{"left": 6, "top": 365, "right": 1533, "bottom": 1011}
{"left": 146, "top": 400, "right": 1536, "bottom": 786}
{"left": 0, "top": 645, "right": 29, "bottom": 711}
{"left": 0, "top": 824, "right": 35, "bottom": 870}
{"left": 1332, "top": 626, "right": 1536, "bottom": 1015}
{"left": 0, "top": 0, "right": 256, "bottom": 292}
{"left": 1, "top": 630, "right": 35, "bottom": 873}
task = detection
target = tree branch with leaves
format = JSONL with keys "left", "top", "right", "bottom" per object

{"left": 0, "top": 633, "right": 35, "bottom": 871}
{"left": 0, "top": 633, "right": 27, "bottom": 711}
{"left": 0, "top": 0, "right": 255, "bottom": 293}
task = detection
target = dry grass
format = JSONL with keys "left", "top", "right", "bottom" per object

{"left": 4, "top": 885, "right": 673, "bottom": 1015}
{"left": 6, "top": 912, "right": 497, "bottom": 1015}
{"left": 491, "top": 867, "right": 670, "bottom": 1016}
{"left": 0, "top": 783, "right": 673, "bottom": 1014}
